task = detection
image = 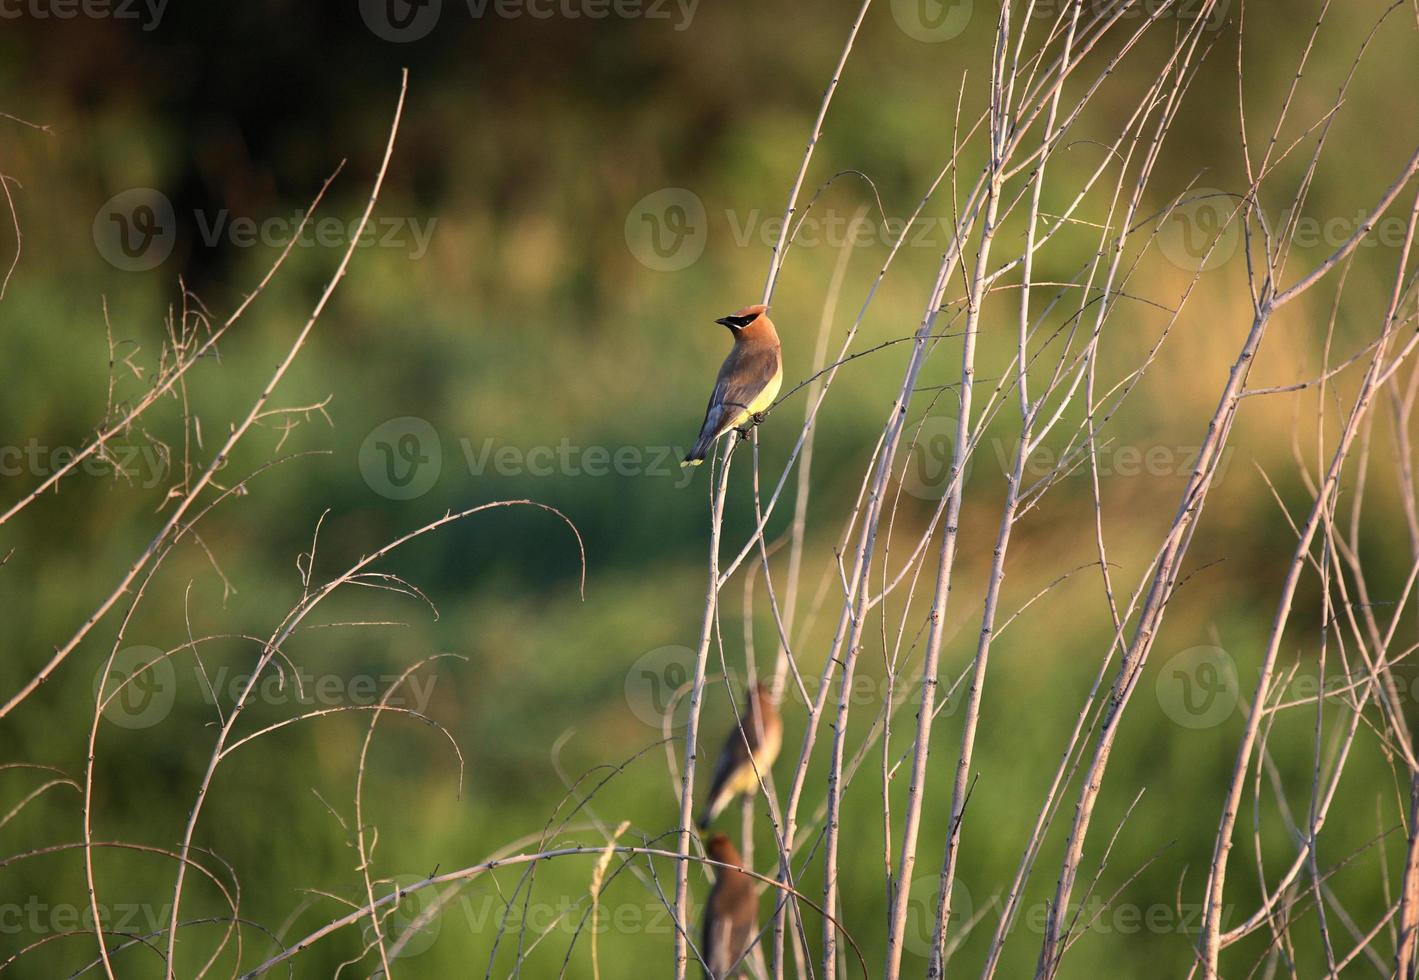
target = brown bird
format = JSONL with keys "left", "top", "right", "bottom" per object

{"left": 701, "top": 833, "right": 761, "bottom": 979}
{"left": 699, "top": 682, "right": 782, "bottom": 829}
{"left": 682, "top": 304, "right": 783, "bottom": 466}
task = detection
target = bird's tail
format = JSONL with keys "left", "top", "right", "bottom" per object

{"left": 681, "top": 433, "right": 714, "bottom": 468}
{"left": 697, "top": 786, "right": 730, "bottom": 829}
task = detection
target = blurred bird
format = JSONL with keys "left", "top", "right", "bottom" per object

{"left": 699, "top": 681, "right": 782, "bottom": 829}
{"left": 682, "top": 304, "right": 783, "bottom": 466}
{"left": 701, "top": 833, "right": 761, "bottom": 980}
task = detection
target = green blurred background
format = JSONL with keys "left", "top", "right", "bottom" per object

{"left": 2, "top": 0, "right": 1418, "bottom": 975}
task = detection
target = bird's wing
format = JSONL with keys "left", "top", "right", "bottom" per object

{"left": 695, "top": 343, "right": 781, "bottom": 443}
{"left": 703, "top": 733, "right": 749, "bottom": 817}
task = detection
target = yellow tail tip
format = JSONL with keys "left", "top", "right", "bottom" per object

{"left": 681, "top": 458, "right": 703, "bottom": 468}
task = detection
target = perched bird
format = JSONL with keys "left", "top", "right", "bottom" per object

{"left": 699, "top": 682, "right": 782, "bottom": 829}
{"left": 682, "top": 304, "right": 783, "bottom": 466}
{"left": 701, "top": 833, "right": 760, "bottom": 979}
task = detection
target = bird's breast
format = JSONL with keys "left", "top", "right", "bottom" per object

{"left": 746, "top": 363, "right": 783, "bottom": 415}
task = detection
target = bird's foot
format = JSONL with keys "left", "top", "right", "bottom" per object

{"left": 751, "top": 411, "right": 766, "bottom": 426}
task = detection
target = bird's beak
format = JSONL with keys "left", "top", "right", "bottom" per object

{"left": 714, "top": 316, "right": 736, "bottom": 327}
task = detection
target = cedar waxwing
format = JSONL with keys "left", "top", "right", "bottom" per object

{"left": 698, "top": 682, "right": 782, "bottom": 829}
{"left": 701, "top": 833, "right": 760, "bottom": 980}
{"left": 682, "top": 304, "right": 783, "bottom": 466}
